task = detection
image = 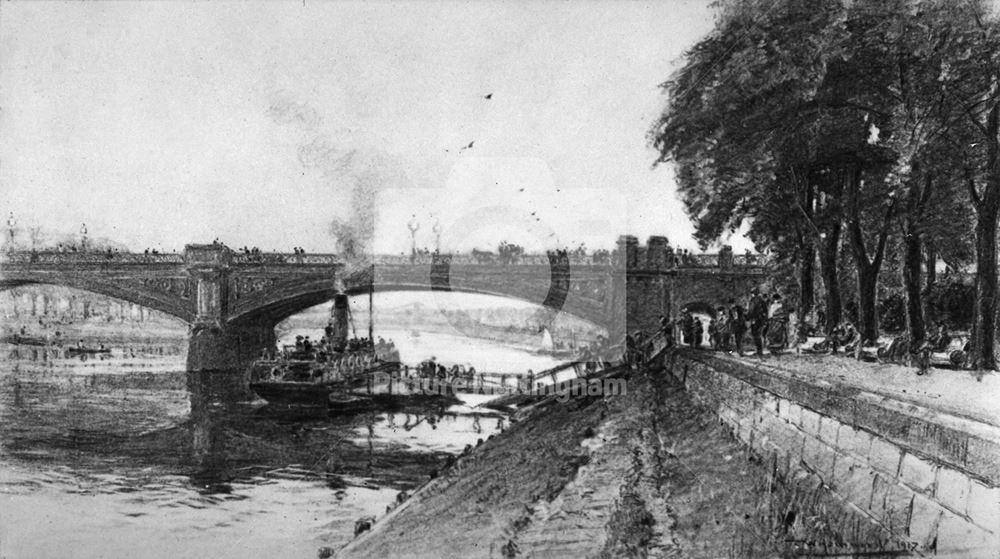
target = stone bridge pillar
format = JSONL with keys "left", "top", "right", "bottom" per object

{"left": 183, "top": 244, "right": 275, "bottom": 372}
{"left": 619, "top": 235, "right": 673, "bottom": 341}
{"left": 607, "top": 235, "right": 637, "bottom": 344}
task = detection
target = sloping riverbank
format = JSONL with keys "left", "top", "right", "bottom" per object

{"left": 334, "top": 361, "right": 887, "bottom": 558}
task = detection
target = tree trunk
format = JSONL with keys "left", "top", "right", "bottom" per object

{"left": 856, "top": 262, "right": 880, "bottom": 344}
{"left": 799, "top": 239, "right": 815, "bottom": 322}
{"left": 902, "top": 224, "right": 925, "bottom": 344}
{"left": 818, "top": 225, "right": 842, "bottom": 335}
{"left": 971, "top": 208, "right": 998, "bottom": 370}
{"left": 969, "top": 101, "right": 1000, "bottom": 371}
{"left": 845, "top": 165, "right": 894, "bottom": 349}
{"left": 924, "top": 240, "right": 937, "bottom": 290}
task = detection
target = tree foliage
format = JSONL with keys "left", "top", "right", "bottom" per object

{"left": 652, "top": 0, "right": 993, "bottom": 365}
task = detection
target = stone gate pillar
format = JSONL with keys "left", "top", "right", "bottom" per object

{"left": 719, "top": 245, "right": 734, "bottom": 270}
{"left": 607, "top": 236, "right": 638, "bottom": 344}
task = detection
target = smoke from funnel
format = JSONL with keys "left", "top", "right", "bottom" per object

{"left": 268, "top": 95, "right": 413, "bottom": 259}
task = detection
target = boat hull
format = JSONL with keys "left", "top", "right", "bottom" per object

{"left": 250, "top": 379, "right": 461, "bottom": 411}
{"left": 2, "top": 336, "right": 54, "bottom": 347}
{"left": 67, "top": 347, "right": 111, "bottom": 355}
{"left": 250, "top": 381, "right": 347, "bottom": 407}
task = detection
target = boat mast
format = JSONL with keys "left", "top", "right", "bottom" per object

{"left": 368, "top": 263, "right": 374, "bottom": 341}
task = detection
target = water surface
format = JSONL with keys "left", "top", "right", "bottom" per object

{"left": 0, "top": 328, "right": 553, "bottom": 558}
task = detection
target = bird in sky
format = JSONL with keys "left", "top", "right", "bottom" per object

{"left": 484, "top": 93, "right": 493, "bottom": 100}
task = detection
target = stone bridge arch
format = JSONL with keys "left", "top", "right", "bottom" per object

{"left": 228, "top": 277, "right": 612, "bottom": 332}
{"left": 680, "top": 301, "right": 721, "bottom": 318}
{"left": 0, "top": 271, "right": 196, "bottom": 323}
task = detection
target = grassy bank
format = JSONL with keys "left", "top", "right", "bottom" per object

{"left": 334, "top": 356, "right": 905, "bottom": 558}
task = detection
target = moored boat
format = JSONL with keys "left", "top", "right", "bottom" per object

{"left": 2, "top": 333, "right": 60, "bottom": 347}
{"left": 67, "top": 345, "right": 111, "bottom": 355}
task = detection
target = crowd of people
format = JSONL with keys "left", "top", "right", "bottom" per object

{"left": 497, "top": 241, "right": 525, "bottom": 265}
{"left": 660, "top": 288, "right": 795, "bottom": 357}
{"left": 460, "top": 242, "right": 737, "bottom": 268}
{"left": 655, "top": 286, "right": 966, "bottom": 371}
{"left": 409, "top": 247, "right": 438, "bottom": 263}
{"left": 286, "top": 333, "right": 398, "bottom": 361}
{"left": 411, "top": 357, "right": 478, "bottom": 383}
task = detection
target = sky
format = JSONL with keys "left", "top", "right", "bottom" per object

{"left": 0, "top": 1, "right": 749, "bottom": 255}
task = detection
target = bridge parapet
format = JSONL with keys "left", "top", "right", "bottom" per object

{"left": 0, "top": 249, "right": 344, "bottom": 267}
{"left": 733, "top": 253, "right": 766, "bottom": 267}
{"left": 370, "top": 248, "right": 765, "bottom": 271}
{"left": 0, "top": 250, "right": 185, "bottom": 265}
{"left": 369, "top": 253, "right": 565, "bottom": 266}
{"left": 0, "top": 247, "right": 767, "bottom": 271}
{"left": 230, "top": 252, "right": 340, "bottom": 266}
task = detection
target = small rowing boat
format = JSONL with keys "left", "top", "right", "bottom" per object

{"left": 67, "top": 346, "right": 111, "bottom": 355}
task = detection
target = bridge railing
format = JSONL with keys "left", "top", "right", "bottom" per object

{"left": 370, "top": 251, "right": 769, "bottom": 270}
{"left": 733, "top": 254, "right": 766, "bottom": 267}
{"left": 0, "top": 251, "right": 185, "bottom": 265}
{"left": 689, "top": 253, "right": 719, "bottom": 267}
{"left": 230, "top": 253, "right": 340, "bottom": 265}
{"left": 370, "top": 253, "right": 612, "bottom": 266}
{"left": 1, "top": 248, "right": 769, "bottom": 270}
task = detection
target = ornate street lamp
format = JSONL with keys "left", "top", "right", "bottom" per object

{"left": 6, "top": 212, "right": 16, "bottom": 251}
{"left": 432, "top": 218, "right": 442, "bottom": 252}
{"left": 407, "top": 215, "right": 420, "bottom": 259}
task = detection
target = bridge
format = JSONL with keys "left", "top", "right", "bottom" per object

{"left": 0, "top": 236, "right": 767, "bottom": 370}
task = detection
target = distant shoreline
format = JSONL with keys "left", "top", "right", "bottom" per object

{"left": 1, "top": 317, "right": 187, "bottom": 344}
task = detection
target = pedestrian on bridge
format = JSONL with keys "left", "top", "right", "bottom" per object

{"left": 747, "top": 289, "right": 768, "bottom": 357}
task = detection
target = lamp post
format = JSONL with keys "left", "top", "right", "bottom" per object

{"left": 6, "top": 213, "right": 15, "bottom": 251}
{"left": 407, "top": 215, "right": 419, "bottom": 262}
{"left": 432, "top": 218, "right": 442, "bottom": 252}
{"left": 80, "top": 223, "right": 88, "bottom": 252}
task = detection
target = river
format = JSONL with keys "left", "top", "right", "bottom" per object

{"left": 0, "top": 328, "right": 561, "bottom": 558}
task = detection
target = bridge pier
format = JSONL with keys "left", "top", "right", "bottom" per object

{"left": 187, "top": 321, "right": 276, "bottom": 372}
{"left": 183, "top": 244, "right": 278, "bottom": 372}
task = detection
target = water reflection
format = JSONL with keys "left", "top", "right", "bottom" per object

{"left": 0, "top": 340, "right": 509, "bottom": 558}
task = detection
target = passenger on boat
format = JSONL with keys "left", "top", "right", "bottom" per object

{"left": 522, "top": 370, "right": 534, "bottom": 393}
{"left": 417, "top": 358, "right": 436, "bottom": 378}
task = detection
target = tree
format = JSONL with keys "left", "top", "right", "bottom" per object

{"left": 652, "top": 0, "right": 989, "bottom": 357}
{"left": 929, "top": 1, "right": 1000, "bottom": 369}
{"left": 651, "top": 0, "right": 852, "bottom": 331}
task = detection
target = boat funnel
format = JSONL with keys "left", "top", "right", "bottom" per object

{"left": 329, "top": 293, "right": 350, "bottom": 352}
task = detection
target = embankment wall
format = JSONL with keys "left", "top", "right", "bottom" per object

{"left": 667, "top": 350, "right": 1000, "bottom": 557}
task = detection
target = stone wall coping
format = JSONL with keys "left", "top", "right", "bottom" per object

{"left": 674, "top": 350, "right": 1000, "bottom": 484}
{"left": 683, "top": 351, "right": 1000, "bottom": 437}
